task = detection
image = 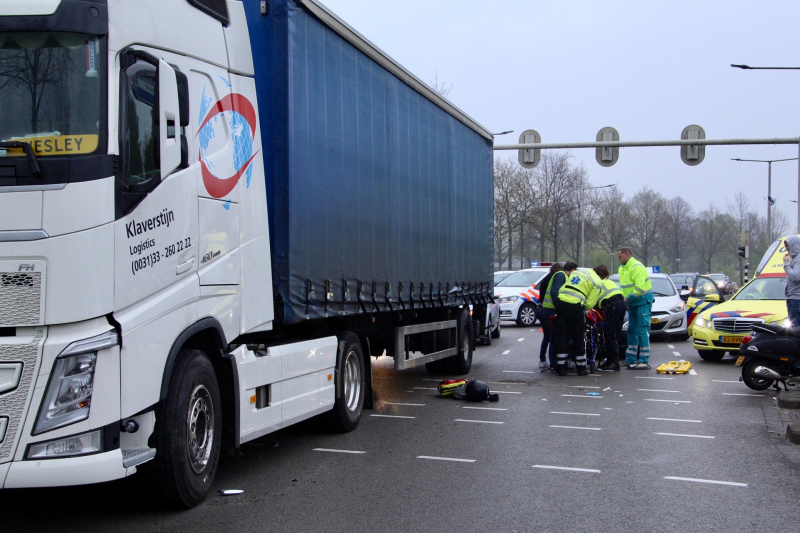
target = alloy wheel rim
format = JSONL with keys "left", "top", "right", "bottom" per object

{"left": 187, "top": 384, "right": 214, "bottom": 474}
{"left": 343, "top": 349, "right": 361, "bottom": 412}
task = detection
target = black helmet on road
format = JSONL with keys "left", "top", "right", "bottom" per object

{"left": 465, "top": 380, "right": 499, "bottom": 402}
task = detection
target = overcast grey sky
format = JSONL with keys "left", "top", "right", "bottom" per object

{"left": 321, "top": 0, "right": 800, "bottom": 226}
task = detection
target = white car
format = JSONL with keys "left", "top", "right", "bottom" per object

{"left": 610, "top": 273, "right": 688, "bottom": 355}
{"left": 473, "top": 301, "right": 501, "bottom": 345}
{"left": 493, "top": 268, "right": 551, "bottom": 326}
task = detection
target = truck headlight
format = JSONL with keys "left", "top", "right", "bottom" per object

{"left": 694, "top": 316, "right": 705, "bottom": 329}
{"left": 669, "top": 302, "right": 685, "bottom": 313}
{"left": 497, "top": 295, "right": 519, "bottom": 304}
{"left": 27, "top": 430, "right": 102, "bottom": 459}
{"left": 34, "top": 330, "right": 118, "bottom": 435}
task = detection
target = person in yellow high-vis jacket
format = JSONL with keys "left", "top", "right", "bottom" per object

{"left": 616, "top": 246, "right": 654, "bottom": 369}
{"left": 593, "top": 265, "right": 626, "bottom": 372}
{"left": 554, "top": 266, "right": 603, "bottom": 376}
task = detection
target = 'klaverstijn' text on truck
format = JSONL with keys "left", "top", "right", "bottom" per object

{"left": 0, "top": 0, "right": 493, "bottom": 506}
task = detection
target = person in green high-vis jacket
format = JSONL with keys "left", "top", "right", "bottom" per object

{"left": 616, "top": 246, "right": 654, "bottom": 369}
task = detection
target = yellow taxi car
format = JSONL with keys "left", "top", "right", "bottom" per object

{"left": 687, "top": 236, "right": 794, "bottom": 361}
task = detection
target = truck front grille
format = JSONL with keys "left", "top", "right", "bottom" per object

{"left": 0, "top": 272, "right": 42, "bottom": 327}
{"left": 0, "top": 332, "right": 42, "bottom": 464}
{"left": 711, "top": 317, "right": 764, "bottom": 334}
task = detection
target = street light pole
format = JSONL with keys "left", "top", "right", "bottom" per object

{"left": 731, "top": 157, "right": 798, "bottom": 242}
{"left": 580, "top": 184, "right": 615, "bottom": 267}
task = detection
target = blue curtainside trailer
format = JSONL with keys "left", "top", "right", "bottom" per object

{"left": 242, "top": 0, "right": 494, "bottom": 325}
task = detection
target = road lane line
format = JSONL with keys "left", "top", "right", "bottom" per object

{"left": 517, "top": 338, "right": 525, "bottom": 342}
{"left": 493, "top": 391, "right": 522, "bottom": 394}
{"left": 655, "top": 432, "right": 714, "bottom": 439}
{"left": 418, "top": 456, "right": 476, "bottom": 463}
{"left": 673, "top": 351, "right": 681, "bottom": 356}
{"left": 644, "top": 399, "right": 691, "bottom": 403}
{"left": 384, "top": 402, "right": 426, "bottom": 406}
{"left": 503, "top": 350, "right": 511, "bottom": 354}
{"left": 533, "top": 465, "right": 600, "bottom": 473}
{"left": 502, "top": 370, "right": 535, "bottom": 374}
{"left": 568, "top": 386, "right": 601, "bottom": 389}
{"left": 712, "top": 380, "right": 742, "bottom": 383}
{"left": 454, "top": 419, "right": 505, "bottom": 424}
{"left": 647, "top": 417, "right": 702, "bottom": 423}
{"left": 550, "top": 412, "right": 600, "bottom": 416}
{"left": 637, "top": 389, "right": 681, "bottom": 393}
{"left": 313, "top": 448, "right": 366, "bottom": 454}
{"left": 664, "top": 476, "right": 746, "bottom": 487}
{"left": 561, "top": 394, "right": 604, "bottom": 399}
{"left": 667, "top": 345, "right": 675, "bottom": 349}
{"left": 722, "top": 393, "right": 765, "bottom": 397}
{"left": 460, "top": 406, "right": 508, "bottom": 411}
{"left": 370, "top": 414, "right": 415, "bottom": 419}
{"left": 635, "top": 376, "right": 674, "bottom": 380}
{"left": 413, "top": 387, "right": 438, "bottom": 390}
{"left": 689, "top": 369, "right": 698, "bottom": 375}
{"left": 549, "top": 425, "right": 602, "bottom": 430}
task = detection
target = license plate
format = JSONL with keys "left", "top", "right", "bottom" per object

{"left": 721, "top": 336, "right": 743, "bottom": 344}
{"left": 735, "top": 356, "right": 745, "bottom": 367}
{"left": 650, "top": 318, "right": 658, "bottom": 324}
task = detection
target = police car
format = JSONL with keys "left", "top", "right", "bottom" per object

{"left": 687, "top": 236, "right": 797, "bottom": 361}
{"left": 494, "top": 267, "right": 551, "bottom": 326}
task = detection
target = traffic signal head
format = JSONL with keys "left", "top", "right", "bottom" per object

{"left": 738, "top": 245, "right": 749, "bottom": 260}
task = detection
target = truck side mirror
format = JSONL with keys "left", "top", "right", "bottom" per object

{"left": 158, "top": 58, "right": 181, "bottom": 180}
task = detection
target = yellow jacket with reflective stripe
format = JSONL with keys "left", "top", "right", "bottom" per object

{"left": 542, "top": 271, "right": 566, "bottom": 309}
{"left": 557, "top": 269, "right": 603, "bottom": 310}
{"left": 598, "top": 278, "right": 623, "bottom": 305}
{"left": 618, "top": 257, "right": 652, "bottom": 300}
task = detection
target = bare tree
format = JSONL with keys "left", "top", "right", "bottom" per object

{"left": 663, "top": 197, "right": 695, "bottom": 273}
{"left": 429, "top": 71, "right": 452, "bottom": 98}
{"left": 493, "top": 159, "right": 525, "bottom": 269}
{"left": 693, "top": 204, "right": 733, "bottom": 273}
{"left": 628, "top": 187, "right": 666, "bottom": 265}
{"left": 726, "top": 192, "right": 755, "bottom": 284}
{"left": 594, "top": 187, "right": 630, "bottom": 271}
{"left": 531, "top": 152, "right": 583, "bottom": 262}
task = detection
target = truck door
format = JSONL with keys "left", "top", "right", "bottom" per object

{"left": 687, "top": 275, "right": 723, "bottom": 327}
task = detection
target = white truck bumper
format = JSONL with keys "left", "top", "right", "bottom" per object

{"left": 2, "top": 449, "right": 133, "bottom": 489}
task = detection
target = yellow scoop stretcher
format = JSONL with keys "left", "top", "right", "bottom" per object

{"left": 656, "top": 361, "right": 692, "bottom": 374}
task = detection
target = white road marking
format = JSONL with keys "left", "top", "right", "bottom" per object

{"left": 417, "top": 456, "right": 476, "bottom": 463}
{"left": 637, "top": 389, "right": 681, "bottom": 393}
{"left": 370, "top": 414, "right": 415, "bottom": 419}
{"left": 644, "top": 399, "right": 691, "bottom": 403}
{"left": 503, "top": 350, "right": 511, "bottom": 355}
{"left": 455, "top": 419, "right": 505, "bottom": 425}
{"left": 568, "top": 386, "right": 601, "bottom": 389}
{"left": 549, "top": 425, "right": 602, "bottom": 430}
{"left": 530, "top": 329, "right": 536, "bottom": 332}
{"left": 655, "top": 432, "right": 715, "bottom": 439}
{"left": 550, "top": 412, "right": 600, "bottom": 416}
{"left": 635, "top": 376, "right": 674, "bottom": 380}
{"left": 460, "top": 406, "right": 508, "bottom": 411}
{"left": 493, "top": 391, "right": 522, "bottom": 394}
{"left": 673, "top": 351, "right": 681, "bottom": 356}
{"left": 533, "top": 465, "right": 601, "bottom": 473}
{"left": 667, "top": 345, "right": 675, "bottom": 349}
{"left": 517, "top": 338, "right": 525, "bottom": 342}
{"left": 502, "top": 370, "right": 535, "bottom": 374}
{"left": 384, "top": 402, "right": 426, "bottom": 406}
{"left": 689, "top": 369, "right": 698, "bottom": 375}
{"left": 712, "top": 380, "right": 742, "bottom": 383}
{"left": 561, "top": 394, "right": 603, "bottom": 399}
{"left": 722, "top": 393, "right": 765, "bottom": 397}
{"left": 313, "top": 448, "right": 366, "bottom": 454}
{"left": 413, "top": 387, "right": 438, "bottom": 390}
{"left": 664, "top": 476, "right": 747, "bottom": 487}
{"left": 648, "top": 417, "right": 702, "bottom": 423}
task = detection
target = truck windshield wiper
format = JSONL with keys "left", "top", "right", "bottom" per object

{"left": 0, "top": 141, "right": 42, "bottom": 178}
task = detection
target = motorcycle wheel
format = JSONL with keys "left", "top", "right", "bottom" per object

{"left": 741, "top": 358, "right": 774, "bottom": 391}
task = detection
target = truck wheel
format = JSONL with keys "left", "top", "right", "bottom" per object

{"left": 491, "top": 323, "right": 501, "bottom": 339}
{"left": 448, "top": 308, "right": 474, "bottom": 374}
{"left": 150, "top": 349, "right": 222, "bottom": 508}
{"left": 697, "top": 349, "right": 725, "bottom": 362}
{"left": 741, "top": 358, "right": 774, "bottom": 391}
{"left": 323, "top": 333, "right": 364, "bottom": 432}
{"left": 516, "top": 302, "right": 537, "bottom": 327}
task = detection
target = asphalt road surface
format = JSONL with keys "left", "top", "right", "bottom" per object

{"left": 3, "top": 323, "right": 800, "bottom": 533}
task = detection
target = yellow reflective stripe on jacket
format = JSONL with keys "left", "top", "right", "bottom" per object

{"left": 558, "top": 270, "right": 603, "bottom": 309}
{"left": 618, "top": 258, "right": 652, "bottom": 298}
{"left": 542, "top": 271, "right": 565, "bottom": 309}
{"left": 599, "top": 279, "right": 622, "bottom": 304}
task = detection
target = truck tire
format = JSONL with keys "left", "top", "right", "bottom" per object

{"left": 150, "top": 349, "right": 222, "bottom": 508}
{"left": 697, "top": 349, "right": 725, "bottom": 362}
{"left": 516, "top": 302, "right": 537, "bottom": 327}
{"left": 323, "top": 333, "right": 364, "bottom": 432}
{"left": 448, "top": 308, "right": 474, "bottom": 374}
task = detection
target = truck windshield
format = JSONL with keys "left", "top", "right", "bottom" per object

{"left": 0, "top": 32, "right": 105, "bottom": 158}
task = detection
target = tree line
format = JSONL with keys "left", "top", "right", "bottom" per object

{"left": 494, "top": 153, "right": 791, "bottom": 283}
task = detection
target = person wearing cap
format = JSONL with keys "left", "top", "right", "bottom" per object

{"left": 616, "top": 246, "right": 653, "bottom": 369}
{"left": 593, "top": 265, "right": 626, "bottom": 372}
{"left": 554, "top": 265, "right": 603, "bottom": 376}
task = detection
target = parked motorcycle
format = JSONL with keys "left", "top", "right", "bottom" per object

{"left": 737, "top": 324, "right": 800, "bottom": 391}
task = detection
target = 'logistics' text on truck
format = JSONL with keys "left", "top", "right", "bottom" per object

{"left": 0, "top": 0, "right": 493, "bottom": 506}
